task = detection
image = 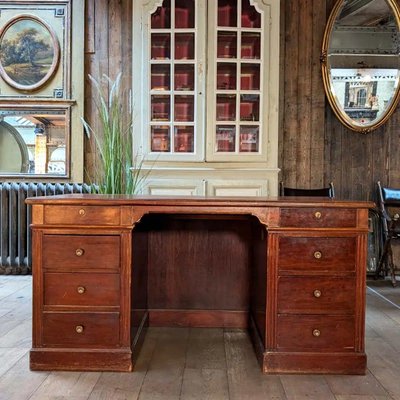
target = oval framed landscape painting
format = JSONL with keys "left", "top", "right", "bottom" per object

{"left": 0, "top": 15, "right": 60, "bottom": 91}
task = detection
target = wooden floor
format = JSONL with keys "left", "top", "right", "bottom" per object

{"left": 0, "top": 276, "right": 399, "bottom": 400}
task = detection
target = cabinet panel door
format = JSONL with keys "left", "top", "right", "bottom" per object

{"left": 207, "top": 179, "right": 268, "bottom": 197}
{"left": 143, "top": 178, "right": 206, "bottom": 196}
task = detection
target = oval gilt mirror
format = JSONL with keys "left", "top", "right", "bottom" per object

{"left": 322, "top": 0, "right": 400, "bottom": 133}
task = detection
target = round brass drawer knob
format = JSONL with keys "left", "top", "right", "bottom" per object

{"left": 313, "top": 289, "right": 322, "bottom": 298}
{"left": 75, "top": 248, "right": 84, "bottom": 257}
{"left": 312, "top": 329, "right": 321, "bottom": 337}
{"left": 314, "top": 211, "right": 322, "bottom": 219}
{"left": 313, "top": 251, "right": 322, "bottom": 259}
{"left": 75, "top": 325, "right": 84, "bottom": 334}
{"left": 79, "top": 209, "right": 86, "bottom": 216}
{"left": 77, "top": 286, "right": 86, "bottom": 294}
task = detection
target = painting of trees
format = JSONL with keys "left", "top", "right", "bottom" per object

{"left": 0, "top": 16, "right": 58, "bottom": 88}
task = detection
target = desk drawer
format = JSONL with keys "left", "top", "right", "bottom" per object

{"left": 277, "top": 236, "right": 356, "bottom": 272}
{"left": 43, "top": 235, "right": 120, "bottom": 271}
{"left": 44, "top": 272, "right": 120, "bottom": 307}
{"left": 277, "top": 276, "right": 355, "bottom": 314}
{"left": 280, "top": 208, "right": 357, "bottom": 228}
{"left": 44, "top": 205, "right": 120, "bottom": 225}
{"left": 276, "top": 315, "right": 355, "bottom": 352}
{"left": 42, "top": 312, "right": 120, "bottom": 347}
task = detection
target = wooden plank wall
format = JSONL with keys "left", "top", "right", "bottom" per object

{"left": 84, "top": 0, "right": 133, "bottom": 180}
{"left": 84, "top": 0, "right": 400, "bottom": 201}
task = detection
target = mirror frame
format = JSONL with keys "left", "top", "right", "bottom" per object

{"left": 321, "top": 0, "right": 400, "bottom": 133}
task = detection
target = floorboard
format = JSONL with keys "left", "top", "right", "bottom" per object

{"left": 0, "top": 276, "right": 399, "bottom": 400}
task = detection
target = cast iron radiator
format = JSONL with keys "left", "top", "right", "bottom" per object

{"left": 0, "top": 182, "right": 94, "bottom": 274}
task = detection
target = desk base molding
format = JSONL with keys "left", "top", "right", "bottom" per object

{"left": 262, "top": 351, "right": 367, "bottom": 375}
{"left": 30, "top": 348, "right": 133, "bottom": 372}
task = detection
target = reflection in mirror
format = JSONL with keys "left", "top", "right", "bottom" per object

{"left": 0, "top": 109, "right": 68, "bottom": 176}
{"left": 322, "top": 0, "right": 400, "bottom": 132}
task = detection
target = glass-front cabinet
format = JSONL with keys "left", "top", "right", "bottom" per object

{"left": 133, "top": 0, "right": 279, "bottom": 196}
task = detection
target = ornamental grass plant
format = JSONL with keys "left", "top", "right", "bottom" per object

{"left": 82, "top": 73, "right": 147, "bottom": 194}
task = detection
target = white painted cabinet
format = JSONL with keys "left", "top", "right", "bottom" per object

{"left": 133, "top": 0, "right": 280, "bottom": 196}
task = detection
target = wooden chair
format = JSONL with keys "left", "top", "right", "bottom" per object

{"left": 376, "top": 181, "right": 400, "bottom": 286}
{"left": 279, "top": 182, "right": 335, "bottom": 198}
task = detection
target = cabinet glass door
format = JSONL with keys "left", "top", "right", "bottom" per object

{"left": 149, "top": 0, "right": 200, "bottom": 156}
{"left": 208, "top": 0, "right": 265, "bottom": 160}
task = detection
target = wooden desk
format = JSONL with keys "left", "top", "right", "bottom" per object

{"left": 26, "top": 195, "right": 372, "bottom": 374}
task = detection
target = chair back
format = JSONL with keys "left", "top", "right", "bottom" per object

{"left": 279, "top": 182, "right": 335, "bottom": 198}
{"left": 377, "top": 181, "right": 400, "bottom": 237}
{"left": 378, "top": 182, "right": 400, "bottom": 207}
{"left": 376, "top": 181, "right": 400, "bottom": 285}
